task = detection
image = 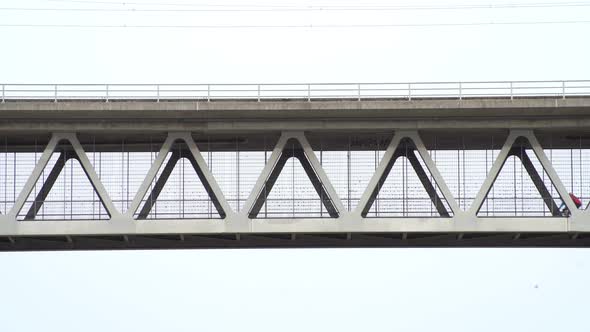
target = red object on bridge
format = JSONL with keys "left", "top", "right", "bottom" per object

{"left": 570, "top": 193, "right": 582, "bottom": 208}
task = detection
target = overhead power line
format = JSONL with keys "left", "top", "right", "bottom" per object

{"left": 44, "top": 0, "right": 590, "bottom": 8}
{"left": 1, "top": 20, "right": 590, "bottom": 29}
{"left": 24, "top": 0, "right": 590, "bottom": 11}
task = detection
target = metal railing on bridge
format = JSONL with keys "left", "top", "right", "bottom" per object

{"left": 2, "top": 80, "right": 590, "bottom": 102}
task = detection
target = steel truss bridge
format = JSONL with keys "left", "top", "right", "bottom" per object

{"left": 1, "top": 80, "right": 590, "bottom": 250}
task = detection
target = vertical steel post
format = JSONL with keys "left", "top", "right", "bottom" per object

{"left": 458, "top": 82, "right": 462, "bottom": 100}
{"left": 207, "top": 84, "right": 210, "bottom": 102}
{"left": 105, "top": 84, "right": 109, "bottom": 102}
{"left": 156, "top": 84, "right": 160, "bottom": 102}
{"left": 562, "top": 81, "right": 566, "bottom": 99}
{"left": 357, "top": 83, "right": 361, "bottom": 101}
{"left": 54, "top": 84, "right": 58, "bottom": 102}
{"left": 510, "top": 82, "right": 513, "bottom": 100}
{"left": 1, "top": 84, "right": 4, "bottom": 103}
{"left": 307, "top": 84, "right": 311, "bottom": 101}
{"left": 408, "top": 83, "right": 412, "bottom": 101}
{"left": 257, "top": 84, "right": 261, "bottom": 102}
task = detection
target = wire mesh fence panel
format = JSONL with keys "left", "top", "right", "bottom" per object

{"left": 236, "top": 151, "right": 269, "bottom": 211}
{"left": 198, "top": 135, "right": 276, "bottom": 213}
{"left": 87, "top": 151, "right": 156, "bottom": 213}
{"left": 258, "top": 157, "right": 326, "bottom": 218}
{"left": 82, "top": 136, "right": 162, "bottom": 214}
{"left": 432, "top": 149, "right": 500, "bottom": 211}
{"left": 311, "top": 134, "right": 389, "bottom": 212}
{"left": 424, "top": 131, "right": 507, "bottom": 212}
{"left": 0, "top": 144, "right": 44, "bottom": 215}
{"left": 208, "top": 151, "right": 239, "bottom": 212}
{"left": 316, "top": 150, "right": 349, "bottom": 210}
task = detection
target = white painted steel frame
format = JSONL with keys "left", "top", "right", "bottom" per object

{"left": 0, "top": 130, "right": 586, "bottom": 236}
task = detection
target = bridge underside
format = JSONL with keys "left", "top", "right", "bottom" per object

{"left": 1, "top": 97, "right": 590, "bottom": 250}
{"left": 2, "top": 232, "right": 590, "bottom": 251}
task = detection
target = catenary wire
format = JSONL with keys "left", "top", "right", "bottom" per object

{"left": 1, "top": 20, "right": 589, "bottom": 28}
{"left": 5, "top": 2, "right": 590, "bottom": 12}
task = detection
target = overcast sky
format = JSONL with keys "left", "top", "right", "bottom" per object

{"left": 1, "top": 0, "right": 590, "bottom": 331}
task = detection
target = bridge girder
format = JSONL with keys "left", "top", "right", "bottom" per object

{"left": 1, "top": 97, "right": 590, "bottom": 249}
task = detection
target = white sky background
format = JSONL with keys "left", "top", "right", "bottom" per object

{"left": 1, "top": 0, "right": 590, "bottom": 83}
{"left": 1, "top": 0, "right": 590, "bottom": 331}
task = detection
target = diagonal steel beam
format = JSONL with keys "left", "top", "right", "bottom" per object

{"left": 184, "top": 151, "right": 227, "bottom": 218}
{"left": 359, "top": 142, "right": 450, "bottom": 218}
{"left": 248, "top": 151, "right": 290, "bottom": 218}
{"left": 8, "top": 135, "right": 60, "bottom": 219}
{"left": 242, "top": 134, "right": 289, "bottom": 218}
{"left": 68, "top": 133, "right": 118, "bottom": 217}
{"left": 292, "top": 145, "right": 339, "bottom": 218}
{"left": 407, "top": 131, "right": 461, "bottom": 214}
{"left": 24, "top": 152, "right": 71, "bottom": 220}
{"left": 469, "top": 132, "right": 519, "bottom": 216}
{"left": 405, "top": 151, "right": 450, "bottom": 217}
{"left": 355, "top": 132, "right": 403, "bottom": 217}
{"left": 181, "top": 133, "right": 232, "bottom": 218}
{"left": 293, "top": 132, "right": 346, "bottom": 216}
{"left": 523, "top": 131, "right": 580, "bottom": 217}
{"left": 128, "top": 135, "right": 176, "bottom": 218}
{"left": 136, "top": 135, "right": 230, "bottom": 219}
{"left": 510, "top": 147, "right": 561, "bottom": 216}
{"left": 136, "top": 151, "right": 180, "bottom": 219}
{"left": 360, "top": 148, "right": 404, "bottom": 218}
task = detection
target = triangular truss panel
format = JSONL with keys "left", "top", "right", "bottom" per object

{"left": 129, "top": 133, "right": 231, "bottom": 220}
{"left": 13, "top": 135, "right": 116, "bottom": 220}
{"left": 477, "top": 137, "right": 567, "bottom": 217}
{"left": 83, "top": 136, "right": 164, "bottom": 213}
{"left": 246, "top": 135, "right": 344, "bottom": 219}
{"left": 360, "top": 137, "right": 455, "bottom": 218}
{"left": 310, "top": 133, "right": 391, "bottom": 212}
{"left": 196, "top": 135, "right": 279, "bottom": 213}
{"left": 259, "top": 156, "right": 330, "bottom": 218}
{"left": 425, "top": 132, "right": 508, "bottom": 211}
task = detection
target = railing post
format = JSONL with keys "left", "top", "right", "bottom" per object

{"left": 357, "top": 83, "right": 361, "bottom": 101}
{"left": 105, "top": 84, "right": 109, "bottom": 102}
{"left": 54, "top": 84, "right": 58, "bottom": 103}
{"left": 458, "top": 82, "right": 462, "bottom": 100}
{"left": 562, "top": 81, "right": 566, "bottom": 99}
{"left": 156, "top": 84, "right": 160, "bottom": 102}
{"left": 307, "top": 84, "right": 311, "bottom": 102}
{"left": 510, "top": 82, "right": 513, "bottom": 100}
{"left": 257, "top": 84, "right": 261, "bottom": 102}
{"left": 1, "top": 84, "right": 4, "bottom": 103}
{"left": 207, "top": 84, "right": 210, "bottom": 102}
{"left": 408, "top": 83, "right": 412, "bottom": 101}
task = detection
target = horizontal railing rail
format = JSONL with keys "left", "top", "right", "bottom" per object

{"left": 1, "top": 80, "right": 590, "bottom": 102}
